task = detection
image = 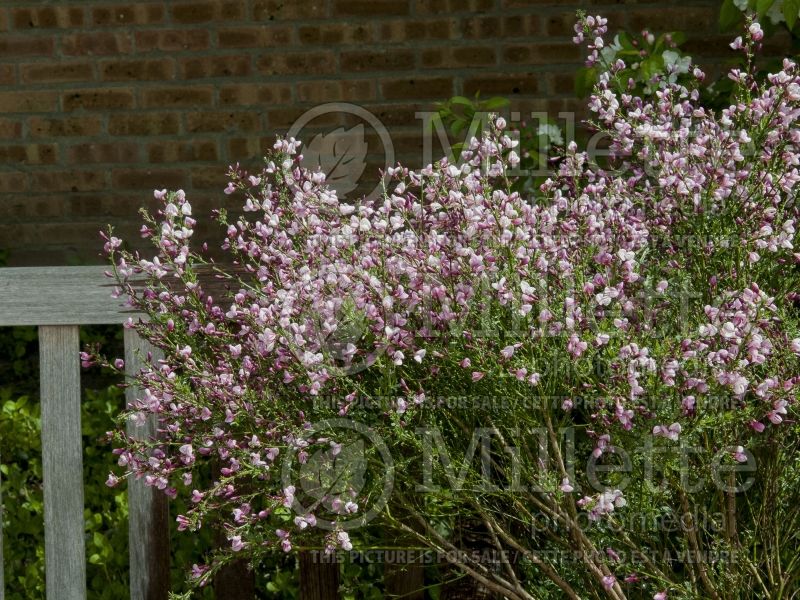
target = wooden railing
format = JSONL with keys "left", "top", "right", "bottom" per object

{"left": 0, "top": 265, "right": 423, "bottom": 600}
{"left": 0, "top": 265, "right": 170, "bottom": 600}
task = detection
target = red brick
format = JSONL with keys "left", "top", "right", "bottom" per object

{"left": 502, "top": 0, "right": 565, "bottom": 6}
{"left": 108, "top": 113, "right": 180, "bottom": 136}
{"left": 62, "top": 32, "right": 132, "bottom": 55}
{"left": 0, "top": 91, "right": 59, "bottom": 113}
{"left": 20, "top": 62, "right": 94, "bottom": 84}
{"left": 63, "top": 89, "right": 134, "bottom": 111}
{"left": 415, "top": 0, "right": 494, "bottom": 12}
{"left": 171, "top": 1, "right": 244, "bottom": 24}
{"left": 1, "top": 197, "right": 61, "bottom": 220}
{"left": 100, "top": 59, "right": 175, "bottom": 81}
{"left": 148, "top": 140, "right": 218, "bottom": 163}
{"left": 0, "top": 64, "right": 14, "bottom": 86}
{"left": 181, "top": 56, "right": 250, "bottom": 79}
{"left": 219, "top": 83, "right": 292, "bottom": 106}
{"left": 112, "top": 168, "right": 188, "bottom": 190}
{"left": 66, "top": 142, "right": 140, "bottom": 164}
{"left": 135, "top": 30, "right": 210, "bottom": 52}
{"left": 627, "top": 7, "right": 714, "bottom": 31}
{"left": 502, "top": 43, "right": 581, "bottom": 65}
{"left": 185, "top": 111, "right": 260, "bottom": 133}
{"left": 256, "top": 52, "right": 335, "bottom": 76}
{"left": 332, "top": 0, "right": 409, "bottom": 16}
{"left": 545, "top": 13, "right": 575, "bottom": 37}
{"left": 342, "top": 103, "right": 420, "bottom": 128}
{"left": 190, "top": 166, "right": 228, "bottom": 190}
{"left": 11, "top": 6, "right": 84, "bottom": 29}
{"left": 377, "top": 19, "right": 458, "bottom": 42}
{"left": 296, "top": 80, "right": 376, "bottom": 104}
{"left": 218, "top": 26, "right": 292, "bottom": 48}
{"left": 381, "top": 77, "right": 453, "bottom": 100}
{"left": 28, "top": 116, "right": 104, "bottom": 138}
{"left": 0, "top": 143, "right": 57, "bottom": 164}
{"left": 266, "top": 107, "right": 340, "bottom": 129}
{"left": 0, "top": 36, "right": 54, "bottom": 56}
{"left": 90, "top": 5, "right": 164, "bottom": 26}
{"left": 421, "top": 46, "right": 497, "bottom": 68}
{"left": 340, "top": 50, "right": 415, "bottom": 72}
{"left": 463, "top": 74, "right": 541, "bottom": 96}
{"left": 550, "top": 72, "right": 574, "bottom": 95}
{"left": 297, "top": 23, "right": 372, "bottom": 45}
{"left": 140, "top": 86, "right": 214, "bottom": 108}
{"left": 0, "top": 117, "right": 22, "bottom": 138}
{"left": 253, "top": 0, "right": 327, "bottom": 20}
{"left": 0, "top": 172, "right": 28, "bottom": 193}
{"left": 33, "top": 170, "right": 105, "bottom": 193}
{"left": 503, "top": 15, "right": 541, "bottom": 37}
{"left": 461, "top": 16, "right": 501, "bottom": 39}
{"left": 227, "top": 137, "right": 272, "bottom": 159}
{"left": 0, "top": 9, "right": 7, "bottom": 32}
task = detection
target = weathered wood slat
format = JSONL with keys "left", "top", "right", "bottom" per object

{"left": 0, "top": 266, "right": 131, "bottom": 326}
{"left": 39, "top": 326, "right": 86, "bottom": 600}
{"left": 124, "top": 329, "right": 171, "bottom": 600}
{"left": 299, "top": 551, "right": 340, "bottom": 600}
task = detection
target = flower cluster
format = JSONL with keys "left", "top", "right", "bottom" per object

{"left": 97, "top": 13, "right": 800, "bottom": 599}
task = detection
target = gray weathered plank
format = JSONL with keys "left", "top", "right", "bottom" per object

{"left": 39, "top": 325, "right": 86, "bottom": 600}
{"left": 124, "top": 329, "right": 171, "bottom": 600}
{"left": 0, "top": 266, "right": 132, "bottom": 326}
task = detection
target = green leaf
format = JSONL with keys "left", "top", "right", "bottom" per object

{"left": 481, "top": 96, "right": 509, "bottom": 110}
{"left": 575, "top": 66, "right": 597, "bottom": 97}
{"left": 756, "top": 0, "right": 775, "bottom": 19}
{"left": 720, "top": 0, "right": 744, "bottom": 31}
{"left": 670, "top": 31, "right": 687, "bottom": 46}
{"left": 640, "top": 54, "right": 666, "bottom": 80}
{"left": 617, "top": 31, "right": 635, "bottom": 51}
{"left": 447, "top": 96, "right": 474, "bottom": 108}
{"left": 785, "top": 0, "right": 800, "bottom": 29}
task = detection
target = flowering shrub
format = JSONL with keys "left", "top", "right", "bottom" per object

{"left": 98, "top": 14, "right": 800, "bottom": 599}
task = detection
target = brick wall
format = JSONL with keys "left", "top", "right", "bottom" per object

{"left": 0, "top": 0, "right": 733, "bottom": 266}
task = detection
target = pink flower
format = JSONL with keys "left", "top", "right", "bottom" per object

{"left": 602, "top": 575, "right": 616, "bottom": 590}
{"left": 500, "top": 345, "right": 516, "bottom": 360}
{"left": 230, "top": 536, "right": 245, "bottom": 552}
{"left": 653, "top": 423, "right": 681, "bottom": 441}
{"left": 733, "top": 446, "right": 748, "bottom": 463}
{"left": 471, "top": 371, "right": 484, "bottom": 382}
{"left": 560, "top": 477, "right": 574, "bottom": 493}
{"left": 654, "top": 592, "right": 668, "bottom": 600}
{"left": 768, "top": 399, "right": 788, "bottom": 424}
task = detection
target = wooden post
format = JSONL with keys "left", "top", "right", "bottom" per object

{"left": 214, "top": 558, "right": 256, "bottom": 600}
{"left": 385, "top": 558, "right": 425, "bottom": 599}
{"left": 124, "top": 329, "right": 171, "bottom": 600}
{"left": 40, "top": 325, "right": 86, "bottom": 600}
{"left": 299, "top": 550, "right": 340, "bottom": 600}
{"left": 211, "top": 459, "right": 255, "bottom": 600}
